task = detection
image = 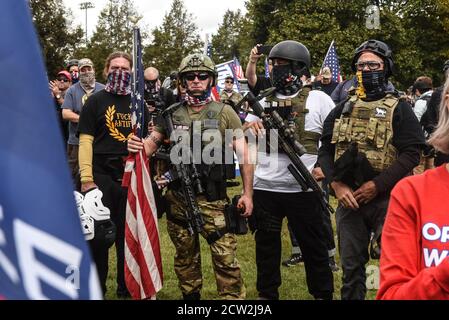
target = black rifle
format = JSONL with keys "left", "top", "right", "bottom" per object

{"left": 244, "top": 90, "right": 335, "bottom": 215}
{"left": 162, "top": 105, "right": 205, "bottom": 235}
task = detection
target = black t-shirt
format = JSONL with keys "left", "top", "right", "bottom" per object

{"left": 249, "top": 75, "right": 272, "bottom": 96}
{"left": 78, "top": 89, "right": 148, "bottom": 157}
{"left": 312, "top": 80, "right": 338, "bottom": 97}
{"left": 318, "top": 96, "right": 426, "bottom": 194}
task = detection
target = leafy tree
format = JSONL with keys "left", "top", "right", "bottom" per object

{"left": 143, "top": 0, "right": 203, "bottom": 78}
{"left": 30, "top": 0, "right": 83, "bottom": 78}
{"left": 210, "top": 9, "right": 248, "bottom": 63}
{"left": 79, "top": 0, "right": 142, "bottom": 82}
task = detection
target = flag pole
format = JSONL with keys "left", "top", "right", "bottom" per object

{"left": 320, "top": 39, "right": 335, "bottom": 73}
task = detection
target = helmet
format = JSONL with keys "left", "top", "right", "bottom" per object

{"left": 74, "top": 191, "right": 95, "bottom": 241}
{"left": 81, "top": 188, "right": 111, "bottom": 221}
{"left": 268, "top": 40, "right": 311, "bottom": 69}
{"left": 351, "top": 39, "right": 394, "bottom": 77}
{"left": 178, "top": 53, "right": 218, "bottom": 86}
{"left": 66, "top": 59, "right": 79, "bottom": 69}
{"left": 73, "top": 189, "right": 115, "bottom": 246}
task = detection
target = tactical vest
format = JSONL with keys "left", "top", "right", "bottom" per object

{"left": 170, "top": 101, "right": 235, "bottom": 201}
{"left": 263, "top": 86, "right": 321, "bottom": 155}
{"left": 331, "top": 94, "right": 399, "bottom": 172}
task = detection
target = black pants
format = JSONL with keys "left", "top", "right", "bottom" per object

{"left": 253, "top": 190, "right": 334, "bottom": 300}
{"left": 336, "top": 196, "right": 388, "bottom": 300}
{"left": 88, "top": 172, "right": 128, "bottom": 295}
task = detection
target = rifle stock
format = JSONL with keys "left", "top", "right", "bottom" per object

{"left": 244, "top": 91, "right": 335, "bottom": 215}
{"left": 162, "top": 106, "right": 205, "bottom": 235}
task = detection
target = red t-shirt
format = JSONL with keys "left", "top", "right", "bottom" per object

{"left": 377, "top": 165, "right": 449, "bottom": 299}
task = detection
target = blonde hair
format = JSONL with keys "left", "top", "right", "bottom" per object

{"left": 428, "top": 77, "right": 449, "bottom": 154}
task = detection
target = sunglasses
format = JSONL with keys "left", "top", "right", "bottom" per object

{"left": 57, "top": 78, "right": 70, "bottom": 82}
{"left": 225, "top": 80, "right": 234, "bottom": 84}
{"left": 184, "top": 73, "right": 209, "bottom": 81}
{"left": 355, "top": 61, "right": 384, "bottom": 71}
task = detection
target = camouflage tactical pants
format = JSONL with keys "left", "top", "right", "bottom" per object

{"left": 165, "top": 190, "right": 246, "bottom": 300}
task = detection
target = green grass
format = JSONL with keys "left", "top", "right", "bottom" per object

{"left": 105, "top": 178, "right": 379, "bottom": 300}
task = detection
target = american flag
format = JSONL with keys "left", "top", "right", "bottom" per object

{"left": 122, "top": 27, "right": 163, "bottom": 300}
{"left": 230, "top": 56, "right": 244, "bottom": 91}
{"left": 203, "top": 35, "right": 220, "bottom": 101}
{"left": 322, "top": 40, "right": 342, "bottom": 83}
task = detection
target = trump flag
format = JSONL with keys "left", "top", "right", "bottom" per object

{"left": 0, "top": 0, "right": 101, "bottom": 299}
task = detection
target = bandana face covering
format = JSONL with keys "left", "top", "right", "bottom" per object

{"left": 71, "top": 71, "right": 79, "bottom": 84}
{"left": 105, "top": 69, "right": 131, "bottom": 95}
{"left": 271, "top": 64, "right": 303, "bottom": 96}
{"left": 79, "top": 71, "right": 95, "bottom": 91}
{"left": 361, "top": 70, "right": 387, "bottom": 100}
{"left": 184, "top": 88, "right": 212, "bottom": 106}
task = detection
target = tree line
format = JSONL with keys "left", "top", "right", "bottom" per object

{"left": 32, "top": 0, "right": 449, "bottom": 89}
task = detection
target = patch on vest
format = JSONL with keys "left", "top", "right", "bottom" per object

{"left": 207, "top": 110, "right": 217, "bottom": 118}
{"left": 174, "top": 124, "right": 190, "bottom": 130}
{"left": 374, "top": 107, "right": 387, "bottom": 118}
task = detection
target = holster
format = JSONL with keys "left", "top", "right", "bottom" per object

{"left": 224, "top": 195, "right": 248, "bottom": 235}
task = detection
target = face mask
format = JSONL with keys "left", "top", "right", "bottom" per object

{"left": 79, "top": 71, "right": 95, "bottom": 91}
{"left": 271, "top": 64, "right": 303, "bottom": 96}
{"left": 185, "top": 87, "right": 212, "bottom": 106}
{"left": 71, "top": 71, "right": 79, "bottom": 84}
{"left": 361, "top": 70, "right": 386, "bottom": 98}
{"left": 144, "top": 80, "right": 160, "bottom": 94}
{"left": 105, "top": 69, "right": 131, "bottom": 95}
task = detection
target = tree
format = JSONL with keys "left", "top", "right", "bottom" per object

{"left": 143, "top": 0, "right": 203, "bottom": 78}
{"left": 30, "top": 0, "right": 83, "bottom": 78}
{"left": 244, "top": 0, "right": 449, "bottom": 89}
{"left": 81, "top": 0, "right": 142, "bottom": 82}
{"left": 210, "top": 9, "right": 248, "bottom": 63}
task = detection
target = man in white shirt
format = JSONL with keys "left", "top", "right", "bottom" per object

{"left": 245, "top": 40, "right": 334, "bottom": 300}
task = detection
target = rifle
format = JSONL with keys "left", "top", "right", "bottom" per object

{"left": 161, "top": 105, "right": 205, "bottom": 235}
{"left": 244, "top": 90, "right": 335, "bottom": 215}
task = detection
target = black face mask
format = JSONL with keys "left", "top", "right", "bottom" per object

{"left": 144, "top": 80, "right": 158, "bottom": 94}
{"left": 271, "top": 64, "right": 303, "bottom": 96}
{"left": 361, "top": 70, "right": 387, "bottom": 99}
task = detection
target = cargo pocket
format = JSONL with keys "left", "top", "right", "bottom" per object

{"left": 366, "top": 118, "right": 378, "bottom": 143}
{"left": 376, "top": 122, "right": 387, "bottom": 149}
{"left": 338, "top": 118, "right": 350, "bottom": 143}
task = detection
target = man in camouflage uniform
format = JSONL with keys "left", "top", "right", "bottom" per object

{"left": 220, "top": 75, "right": 243, "bottom": 110}
{"left": 128, "top": 53, "right": 254, "bottom": 300}
{"left": 318, "top": 39, "right": 426, "bottom": 300}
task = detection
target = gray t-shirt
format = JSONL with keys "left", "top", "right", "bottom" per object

{"left": 61, "top": 82, "right": 105, "bottom": 145}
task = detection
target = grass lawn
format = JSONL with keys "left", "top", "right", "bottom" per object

{"left": 105, "top": 178, "right": 379, "bottom": 300}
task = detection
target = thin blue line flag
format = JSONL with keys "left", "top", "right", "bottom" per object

{"left": 0, "top": 0, "right": 101, "bottom": 300}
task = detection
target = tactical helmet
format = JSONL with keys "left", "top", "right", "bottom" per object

{"left": 178, "top": 53, "right": 218, "bottom": 85}
{"left": 67, "top": 59, "right": 79, "bottom": 69}
{"left": 268, "top": 40, "right": 311, "bottom": 69}
{"left": 443, "top": 60, "right": 449, "bottom": 72}
{"left": 351, "top": 39, "right": 394, "bottom": 77}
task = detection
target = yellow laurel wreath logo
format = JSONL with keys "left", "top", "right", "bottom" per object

{"left": 105, "top": 105, "right": 133, "bottom": 142}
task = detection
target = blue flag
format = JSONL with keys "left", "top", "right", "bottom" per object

{"left": 0, "top": 0, "right": 101, "bottom": 299}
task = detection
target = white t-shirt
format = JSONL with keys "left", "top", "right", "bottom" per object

{"left": 413, "top": 90, "right": 433, "bottom": 122}
{"left": 246, "top": 89, "right": 335, "bottom": 192}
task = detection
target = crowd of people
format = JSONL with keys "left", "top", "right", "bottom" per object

{"left": 50, "top": 37, "right": 449, "bottom": 300}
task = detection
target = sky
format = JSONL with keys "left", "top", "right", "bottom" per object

{"left": 63, "top": 0, "right": 247, "bottom": 40}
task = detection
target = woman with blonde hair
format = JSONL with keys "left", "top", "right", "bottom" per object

{"left": 377, "top": 77, "right": 449, "bottom": 299}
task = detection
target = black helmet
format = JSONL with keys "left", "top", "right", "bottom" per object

{"left": 351, "top": 39, "right": 394, "bottom": 77}
{"left": 269, "top": 40, "right": 311, "bottom": 69}
{"left": 443, "top": 60, "right": 449, "bottom": 72}
{"left": 90, "top": 219, "right": 116, "bottom": 249}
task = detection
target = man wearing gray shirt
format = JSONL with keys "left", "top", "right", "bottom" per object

{"left": 62, "top": 58, "right": 104, "bottom": 186}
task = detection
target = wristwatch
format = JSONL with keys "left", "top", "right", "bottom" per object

{"left": 55, "top": 94, "right": 62, "bottom": 100}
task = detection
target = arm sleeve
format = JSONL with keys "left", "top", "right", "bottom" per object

{"left": 377, "top": 181, "right": 449, "bottom": 300}
{"left": 79, "top": 133, "right": 94, "bottom": 183}
{"left": 372, "top": 102, "right": 425, "bottom": 194}
{"left": 61, "top": 87, "right": 74, "bottom": 110}
{"left": 318, "top": 101, "right": 344, "bottom": 179}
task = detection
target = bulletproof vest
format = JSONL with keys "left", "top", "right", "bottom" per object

{"left": 264, "top": 86, "right": 321, "bottom": 155}
{"left": 171, "top": 101, "right": 235, "bottom": 201}
{"left": 331, "top": 93, "right": 399, "bottom": 172}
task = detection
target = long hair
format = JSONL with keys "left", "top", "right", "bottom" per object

{"left": 428, "top": 77, "right": 449, "bottom": 154}
{"left": 103, "top": 51, "right": 132, "bottom": 79}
